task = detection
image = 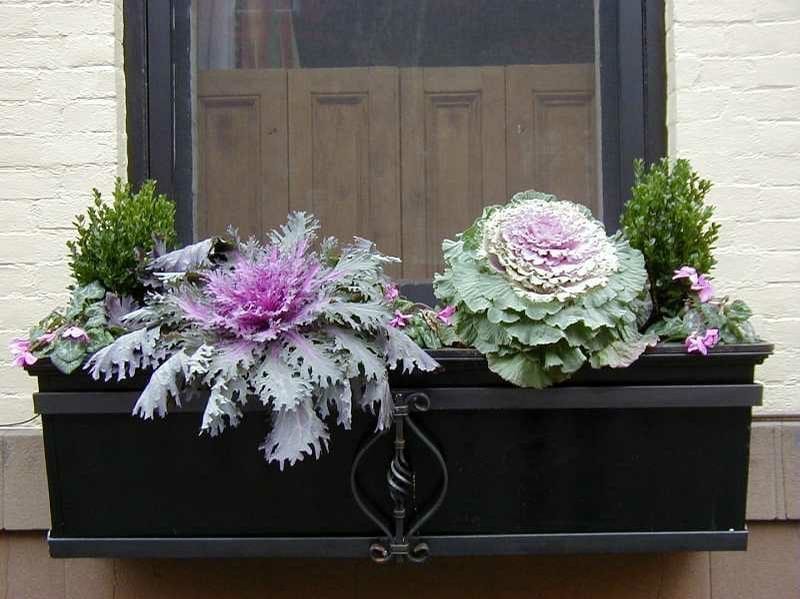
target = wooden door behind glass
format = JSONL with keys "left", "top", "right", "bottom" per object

{"left": 194, "top": 0, "right": 598, "bottom": 279}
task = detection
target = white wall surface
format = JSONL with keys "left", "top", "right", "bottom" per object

{"left": 0, "top": 0, "right": 125, "bottom": 421}
{"left": 667, "top": 0, "right": 800, "bottom": 414}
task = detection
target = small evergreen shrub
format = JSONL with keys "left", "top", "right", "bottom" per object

{"left": 621, "top": 158, "right": 720, "bottom": 318}
{"left": 67, "top": 179, "right": 176, "bottom": 297}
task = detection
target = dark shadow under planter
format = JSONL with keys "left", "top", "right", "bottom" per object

{"left": 28, "top": 343, "right": 772, "bottom": 561}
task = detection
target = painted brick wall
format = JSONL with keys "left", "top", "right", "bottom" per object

{"left": 0, "top": 1, "right": 797, "bottom": 419}
{"left": 666, "top": 0, "right": 800, "bottom": 414}
{"left": 0, "top": 0, "right": 125, "bottom": 422}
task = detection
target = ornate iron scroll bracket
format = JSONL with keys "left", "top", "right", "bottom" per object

{"left": 350, "top": 391, "right": 449, "bottom": 563}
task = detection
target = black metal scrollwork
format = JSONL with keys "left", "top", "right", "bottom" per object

{"left": 350, "top": 391, "right": 448, "bottom": 563}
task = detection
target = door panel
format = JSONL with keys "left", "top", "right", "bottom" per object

{"left": 401, "top": 67, "right": 506, "bottom": 279}
{"left": 288, "top": 68, "right": 401, "bottom": 274}
{"left": 506, "top": 64, "right": 597, "bottom": 212}
{"left": 197, "top": 70, "right": 289, "bottom": 238}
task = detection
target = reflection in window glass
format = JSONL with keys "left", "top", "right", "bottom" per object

{"left": 194, "top": 0, "right": 598, "bottom": 278}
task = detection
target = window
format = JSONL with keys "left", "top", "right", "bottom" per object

{"left": 125, "top": 0, "right": 665, "bottom": 278}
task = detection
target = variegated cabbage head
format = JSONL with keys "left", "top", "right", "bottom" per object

{"left": 434, "top": 191, "right": 656, "bottom": 388}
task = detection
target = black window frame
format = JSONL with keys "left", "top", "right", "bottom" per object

{"left": 124, "top": 0, "right": 665, "bottom": 245}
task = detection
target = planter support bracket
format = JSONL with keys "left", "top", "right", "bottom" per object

{"left": 350, "top": 391, "right": 448, "bottom": 563}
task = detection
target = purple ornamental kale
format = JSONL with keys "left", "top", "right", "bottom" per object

{"left": 179, "top": 236, "right": 337, "bottom": 343}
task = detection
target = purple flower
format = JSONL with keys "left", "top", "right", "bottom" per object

{"left": 673, "top": 266, "right": 699, "bottom": 283}
{"left": 383, "top": 283, "right": 399, "bottom": 302}
{"left": 436, "top": 305, "right": 456, "bottom": 326}
{"left": 673, "top": 265, "right": 715, "bottom": 303}
{"left": 691, "top": 275, "right": 715, "bottom": 303}
{"left": 389, "top": 310, "right": 412, "bottom": 329}
{"left": 62, "top": 326, "right": 90, "bottom": 343}
{"left": 9, "top": 337, "right": 37, "bottom": 367}
{"left": 178, "top": 237, "right": 334, "bottom": 343}
{"left": 685, "top": 328, "right": 720, "bottom": 355}
{"left": 38, "top": 331, "right": 57, "bottom": 344}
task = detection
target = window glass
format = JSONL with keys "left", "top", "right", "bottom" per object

{"left": 194, "top": 0, "right": 598, "bottom": 278}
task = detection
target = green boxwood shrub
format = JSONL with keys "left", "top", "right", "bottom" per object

{"left": 67, "top": 179, "right": 176, "bottom": 297}
{"left": 621, "top": 158, "right": 720, "bottom": 318}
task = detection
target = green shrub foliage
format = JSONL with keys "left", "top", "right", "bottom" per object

{"left": 67, "top": 179, "right": 176, "bottom": 297}
{"left": 621, "top": 159, "right": 720, "bottom": 318}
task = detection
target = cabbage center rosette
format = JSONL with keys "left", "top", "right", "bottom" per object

{"left": 434, "top": 191, "right": 656, "bottom": 388}
{"left": 85, "top": 213, "right": 438, "bottom": 469}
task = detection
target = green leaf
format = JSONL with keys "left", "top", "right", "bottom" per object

{"left": 486, "top": 352, "right": 554, "bottom": 389}
{"left": 725, "top": 299, "right": 753, "bottom": 322}
{"left": 50, "top": 339, "right": 87, "bottom": 374}
{"left": 505, "top": 321, "right": 564, "bottom": 346}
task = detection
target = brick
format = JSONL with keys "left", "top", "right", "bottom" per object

{"left": 0, "top": 168, "right": 59, "bottom": 200}
{"left": 673, "top": 0, "right": 800, "bottom": 23}
{"left": 0, "top": 233, "right": 69, "bottom": 264}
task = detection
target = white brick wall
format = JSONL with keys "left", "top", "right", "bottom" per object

{"left": 0, "top": 0, "right": 125, "bottom": 422}
{"left": 668, "top": 0, "right": 800, "bottom": 414}
{"left": 0, "top": 1, "right": 797, "bottom": 419}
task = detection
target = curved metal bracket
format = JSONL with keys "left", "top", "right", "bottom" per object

{"left": 350, "top": 391, "right": 448, "bottom": 563}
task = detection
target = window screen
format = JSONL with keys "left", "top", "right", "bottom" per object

{"left": 194, "top": 0, "right": 599, "bottom": 278}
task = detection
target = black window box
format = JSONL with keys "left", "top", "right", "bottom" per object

{"left": 28, "top": 343, "right": 772, "bottom": 561}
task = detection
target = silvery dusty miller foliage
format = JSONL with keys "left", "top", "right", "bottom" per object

{"left": 434, "top": 191, "right": 656, "bottom": 388}
{"left": 85, "top": 213, "right": 438, "bottom": 469}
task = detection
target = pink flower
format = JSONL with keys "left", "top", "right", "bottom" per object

{"left": 685, "top": 328, "right": 720, "bottom": 355}
{"left": 673, "top": 265, "right": 715, "bottom": 303}
{"left": 38, "top": 331, "right": 57, "bottom": 344}
{"left": 383, "top": 283, "right": 399, "bottom": 302}
{"left": 673, "top": 266, "right": 699, "bottom": 284}
{"left": 691, "top": 275, "right": 715, "bottom": 303}
{"left": 436, "top": 305, "right": 456, "bottom": 326}
{"left": 9, "top": 337, "right": 37, "bottom": 367}
{"left": 389, "top": 310, "right": 412, "bottom": 329}
{"left": 62, "top": 326, "right": 90, "bottom": 343}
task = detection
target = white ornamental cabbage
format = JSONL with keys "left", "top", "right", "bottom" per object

{"left": 434, "top": 191, "right": 656, "bottom": 388}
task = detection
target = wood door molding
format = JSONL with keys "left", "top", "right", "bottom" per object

{"left": 288, "top": 67, "right": 401, "bottom": 274}
{"left": 197, "top": 69, "right": 289, "bottom": 238}
{"left": 401, "top": 66, "right": 506, "bottom": 279}
{"left": 506, "top": 63, "right": 597, "bottom": 213}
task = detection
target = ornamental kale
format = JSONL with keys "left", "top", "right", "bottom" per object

{"left": 84, "top": 213, "right": 438, "bottom": 469}
{"left": 434, "top": 191, "right": 656, "bottom": 388}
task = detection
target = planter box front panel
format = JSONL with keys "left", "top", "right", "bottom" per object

{"left": 31, "top": 345, "right": 769, "bottom": 559}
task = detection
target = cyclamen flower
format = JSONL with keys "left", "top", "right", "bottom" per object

{"left": 179, "top": 238, "right": 333, "bottom": 343}
{"left": 436, "top": 305, "right": 456, "bottom": 326}
{"left": 673, "top": 265, "right": 715, "bottom": 303}
{"left": 38, "top": 331, "right": 57, "bottom": 344}
{"left": 383, "top": 283, "right": 399, "bottom": 302}
{"left": 62, "top": 326, "right": 90, "bottom": 343}
{"left": 9, "top": 337, "right": 36, "bottom": 367}
{"left": 685, "top": 328, "right": 720, "bottom": 355}
{"left": 389, "top": 310, "right": 412, "bottom": 329}
{"left": 480, "top": 194, "right": 619, "bottom": 302}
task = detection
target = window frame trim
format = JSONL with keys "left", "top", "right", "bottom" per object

{"left": 125, "top": 0, "right": 666, "bottom": 244}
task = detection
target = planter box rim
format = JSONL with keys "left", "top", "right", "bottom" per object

{"left": 24, "top": 342, "right": 774, "bottom": 379}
